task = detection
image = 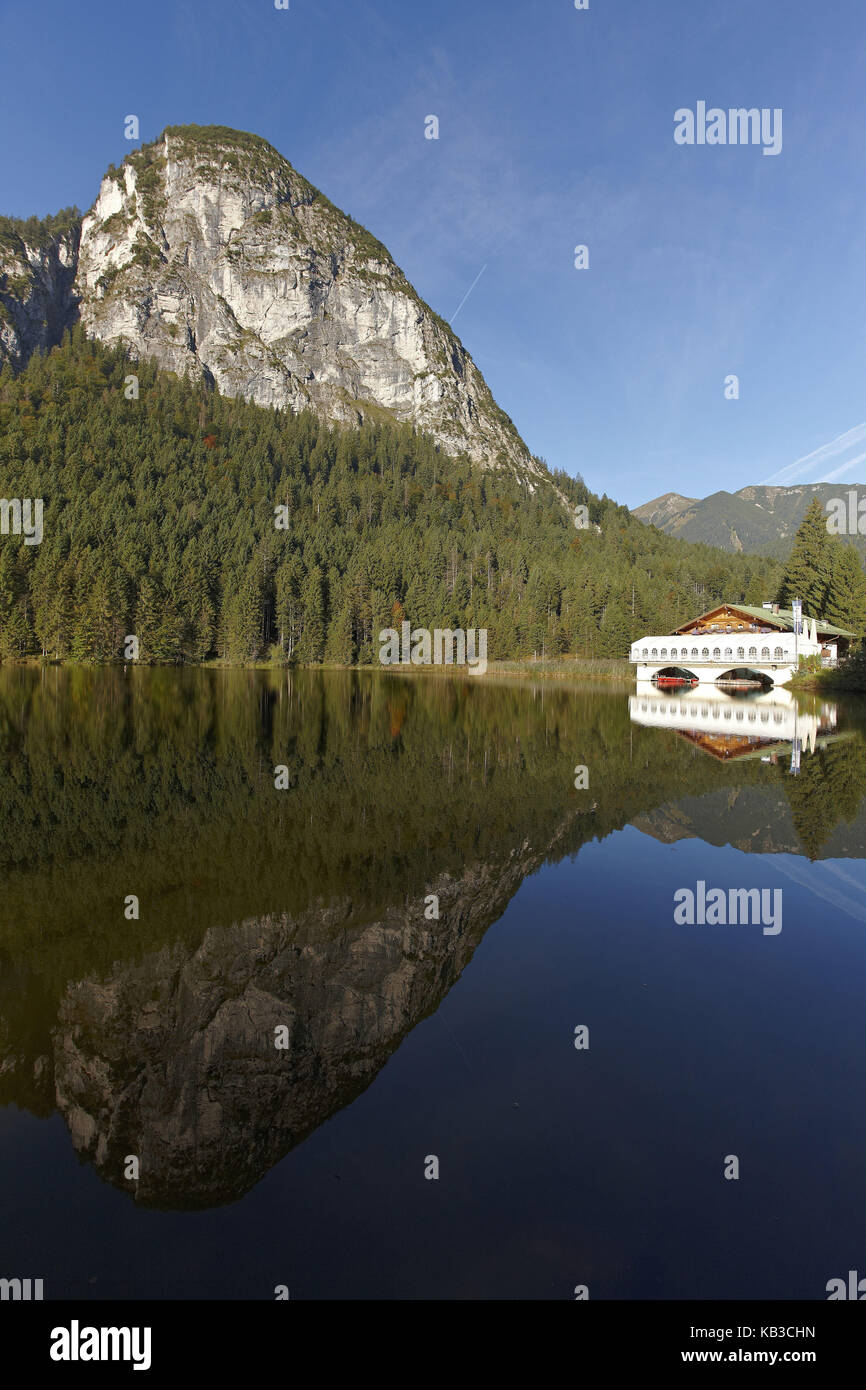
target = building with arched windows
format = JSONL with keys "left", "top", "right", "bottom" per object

{"left": 630, "top": 603, "right": 854, "bottom": 688}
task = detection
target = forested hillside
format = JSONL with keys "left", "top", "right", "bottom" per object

{"left": 0, "top": 332, "right": 783, "bottom": 663}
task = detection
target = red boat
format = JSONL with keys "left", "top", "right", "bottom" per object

{"left": 654, "top": 674, "right": 698, "bottom": 688}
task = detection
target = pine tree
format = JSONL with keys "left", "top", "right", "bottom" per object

{"left": 826, "top": 543, "right": 866, "bottom": 634}
{"left": 326, "top": 594, "right": 355, "bottom": 664}
{"left": 0, "top": 547, "right": 27, "bottom": 658}
{"left": 778, "top": 498, "right": 834, "bottom": 615}
{"left": 275, "top": 557, "right": 302, "bottom": 660}
{"left": 297, "top": 564, "right": 325, "bottom": 663}
{"left": 222, "top": 562, "right": 264, "bottom": 662}
{"left": 599, "top": 600, "right": 630, "bottom": 658}
{"left": 137, "top": 576, "right": 180, "bottom": 662}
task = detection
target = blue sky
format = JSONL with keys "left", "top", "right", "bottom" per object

{"left": 1, "top": 0, "right": 864, "bottom": 508}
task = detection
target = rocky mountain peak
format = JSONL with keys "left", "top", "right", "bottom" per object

{"left": 41, "top": 123, "right": 539, "bottom": 479}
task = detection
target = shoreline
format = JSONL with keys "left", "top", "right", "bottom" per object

{"left": 7, "top": 656, "right": 865, "bottom": 696}
{"left": 1, "top": 655, "right": 634, "bottom": 682}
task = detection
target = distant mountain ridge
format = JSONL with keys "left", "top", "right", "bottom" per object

{"left": 633, "top": 484, "right": 866, "bottom": 560}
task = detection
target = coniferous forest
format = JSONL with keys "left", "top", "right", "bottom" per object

{"left": 0, "top": 331, "right": 787, "bottom": 664}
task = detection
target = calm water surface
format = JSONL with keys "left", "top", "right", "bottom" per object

{"left": 1, "top": 667, "right": 865, "bottom": 1299}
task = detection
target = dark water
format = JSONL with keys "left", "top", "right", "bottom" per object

{"left": 1, "top": 667, "right": 865, "bottom": 1300}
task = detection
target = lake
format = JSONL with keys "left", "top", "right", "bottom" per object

{"left": 1, "top": 667, "right": 865, "bottom": 1299}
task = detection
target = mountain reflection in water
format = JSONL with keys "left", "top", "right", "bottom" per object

{"left": 1, "top": 666, "right": 866, "bottom": 1298}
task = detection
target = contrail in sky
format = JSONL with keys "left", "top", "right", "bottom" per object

{"left": 449, "top": 264, "right": 488, "bottom": 325}
{"left": 762, "top": 423, "right": 866, "bottom": 485}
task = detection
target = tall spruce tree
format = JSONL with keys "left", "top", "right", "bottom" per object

{"left": 826, "top": 543, "right": 866, "bottom": 634}
{"left": 778, "top": 498, "right": 834, "bottom": 615}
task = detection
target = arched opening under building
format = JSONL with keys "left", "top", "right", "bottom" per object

{"left": 715, "top": 667, "right": 774, "bottom": 690}
{"left": 651, "top": 665, "right": 699, "bottom": 688}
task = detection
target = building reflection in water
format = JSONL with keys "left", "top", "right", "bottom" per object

{"left": 629, "top": 682, "right": 841, "bottom": 773}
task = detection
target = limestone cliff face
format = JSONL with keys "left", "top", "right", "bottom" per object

{"left": 0, "top": 224, "right": 79, "bottom": 368}
{"left": 67, "top": 125, "right": 539, "bottom": 478}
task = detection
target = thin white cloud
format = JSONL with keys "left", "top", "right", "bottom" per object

{"left": 818, "top": 451, "right": 866, "bottom": 483}
{"left": 762, "top": 423, "right": 866, "bottom": 485}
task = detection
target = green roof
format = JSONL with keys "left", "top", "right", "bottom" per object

{"left": 733, "top": 605, "right": 855, "bottom": 637}
{"left": 679, "top": 604, "right": 856, "bottom": 638}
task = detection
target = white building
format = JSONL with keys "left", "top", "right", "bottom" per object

{"left": 630, "top": 603, "right": 854, "bottom": 688}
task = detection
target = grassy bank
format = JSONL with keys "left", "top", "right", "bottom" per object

{"left": 788, "top": 651, "right": 866, "bottom": 693}
{"left": 348, "top": 656, "right": 633, "bottom": 682}
{"left": 790, "top": 670, "right": 866, "bottom": 694}
{"left": 477, "top": 657, "right": 632, "bottom": 682}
